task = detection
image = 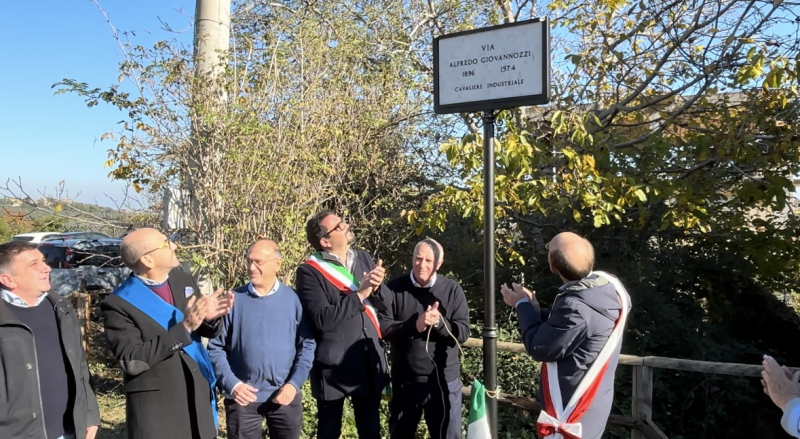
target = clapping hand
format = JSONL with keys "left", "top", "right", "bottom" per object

{"left": 500, "top": 282, "right": 539, "bottom": 311}
{"left": 762, "top": 355, "right": 800, "bottom": 410}
{"left": 203, "top": 287, "right": 234, "bottom": 321}
{"left": 182, "top": 295, "right": 207, "bottom": 332}
{"left": 416, "top": 301, "right": 441, "bottom": 332}
{"left": 358, "top": 259, "right": 385, "bottom": 299}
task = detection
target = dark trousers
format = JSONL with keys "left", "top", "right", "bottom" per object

{"left": 389, "top": 378, "right": 462, "bottom": 439}
{"left": 224, "top": 393, "right": 303, "bottom": 439}
{"left": 316, "top": 392, "right": 382, "bottom": 439}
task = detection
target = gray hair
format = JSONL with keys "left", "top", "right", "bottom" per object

{"left": 414, "top": 238, "right": 444, "bottom": 267}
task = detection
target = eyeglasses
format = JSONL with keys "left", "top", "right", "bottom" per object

{"left": 322, "top": 220, "right": 346, "bottom": 238}
{"left": 142, "top": 239, "right": 172, "bottom": 257}
{"left": 246, "top": 256, "right": 282, "bottom": 267}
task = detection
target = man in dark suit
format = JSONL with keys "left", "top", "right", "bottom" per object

{"left": 101, "top": 227, "right": 234, "bottom": 439}
{"left": 295, "top": 210, "right": 390, "bottom": 439}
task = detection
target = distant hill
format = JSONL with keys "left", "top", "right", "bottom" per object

{"left": 0, "top": 196, "right": 126, "bottom": 216}
{"left": 0, "top": 196, "right": 140, "bottom": 236}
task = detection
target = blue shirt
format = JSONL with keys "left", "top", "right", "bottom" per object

{"left": 207, "top": 281, "right": 315, "bottom": 402}
{"left": 783, "top": 397, "right": 800, "bottom": 438}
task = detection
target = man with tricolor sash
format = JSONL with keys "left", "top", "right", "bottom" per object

{"left": 295, "top": 210, "right": 390, "bottom": 439}
{"left": 101, "top": 228, "right": 234, "bottom": 439}
{"left": 501, "top": 232, "right": 632, "bottom": 439}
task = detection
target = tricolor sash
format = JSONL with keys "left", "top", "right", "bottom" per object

{"left": 113, "top": 276, "right": 219, "bottom": 428}
{"left": 305, "top": 252, "right": 382, "bottom": 338}
{"left": 536, "top": 271, "right": 630, "bottom": 439}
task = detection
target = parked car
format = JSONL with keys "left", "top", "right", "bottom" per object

{"left": 39, "top": 237, "right": 130, "bottom": 296}
{"left": 38, "top": 238, "right": 123, "bottom": 269}
{"left": 41, "top": 231, "right": 111, "bottom": 242}
{"left": 11, "top": 232, "right": 63, "bottom": 243}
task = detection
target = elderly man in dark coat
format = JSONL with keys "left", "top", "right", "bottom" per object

{"left": 101, "top": 227, "right": 233, "bottom": 439}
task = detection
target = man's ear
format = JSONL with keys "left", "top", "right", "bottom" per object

{"left": 319, "top": 237, "right": 331, "bottom": 250}
{"left": 0, "top": 273, "right": 15, "bottom": 290}
{"left": 436, "top": 259, "right": 444, "bottom": 271}
{"left": 139, "top": 255, "right": 155, "bottom": 270}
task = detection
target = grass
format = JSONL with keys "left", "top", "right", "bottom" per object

{"left": 87, "top": 318, "right": 126, "bottom": 439}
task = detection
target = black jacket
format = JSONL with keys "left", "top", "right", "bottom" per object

{"left": 100, "top": 268, "right": 222, "bottom": 439}
{"left": 0, "top": 292, "right": 100, "bottom": 439}
{"left": 295, "top": 249, "right": 390, "bottom": 400}
{"left": 381, "top": 274, "right": 470, "bottom": 384}
{"left": 518, "top": 273, "right": 631, "bottom": 439}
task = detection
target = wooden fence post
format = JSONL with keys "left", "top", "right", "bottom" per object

{"left": 70, "top": 280, "right": 91, "bottom": 355}
{"left": 631, "top": 365, "right": 653, "bottom": 439}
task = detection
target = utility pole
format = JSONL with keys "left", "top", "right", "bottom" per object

{"left": 194, "top": 0, "right": 231, "bottom": 79}
{"left": 182, "top": 0, "right": 231, "bottom": 295}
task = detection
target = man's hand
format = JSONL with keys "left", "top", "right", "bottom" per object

{"left": 416, "top": 302, "right": 442, "bottom": 332}
{"left": 500, "top": 282, "right": 539, "bottom": 311}
{"left": 231, "top": 382, "right": 259, "bottom": 406}
{"left": 203, "top": 288, "right": 234, "bottom": 321}
{"left": 272, "top": 383, "right": 298, "bottom": 405}
{"left": 357, "top": 259, "right": 385, "bottom": 300}
{"left": 182, "top": 295, "right": 208, "bottom": 332}
{"left": 762, "top": 355, "right": 800, "bottom": 410}
{"left": 781, "top": 365, "right": 800, "bottom": 392}
{"left": 86, "top": 425, "right": 98, "bottom": 439}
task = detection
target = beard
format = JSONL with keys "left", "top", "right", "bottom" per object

{"left": 346, "top": 229, "right": 356, "bottom": 245}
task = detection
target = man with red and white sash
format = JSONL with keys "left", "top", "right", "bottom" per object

{"left": 501, "top": 232, "right": 631, "bottom": 439}
{"left": 295, "top": 210, "right": 390, "bottom": 439}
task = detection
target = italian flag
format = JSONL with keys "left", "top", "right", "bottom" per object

{"left": 467, "top": 379, "right": 491, "bottom": 439}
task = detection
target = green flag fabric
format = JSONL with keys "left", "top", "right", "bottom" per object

{"left": 467, "top": 379, "right": 491, "bottom": 439}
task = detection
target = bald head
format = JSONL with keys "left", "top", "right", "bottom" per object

{"left": 247, "top": 239, "right": 282, "bottom": 290}
{"left": 121, "top": 228, "right": 165, "bottom": 270}
{"left": 248, "top": 239, "right": 281, "bottom": 258}
{"left": 547, "top": 232, "right": 594, "bottom": 282}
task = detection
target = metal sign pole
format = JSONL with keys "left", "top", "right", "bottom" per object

{"left": 482, "top": 110, "right": 498, "bottom": 438}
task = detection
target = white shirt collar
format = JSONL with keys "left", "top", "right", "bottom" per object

{"left": 410, "top": 271, "right": 437, "bottom": 288}
{"left": 135, "top": 273, "right": 169, "bottom": 286}
{"left": 321, "top": 249, "right": 356, "bottom": 273}
{"left": 248, "top": 279, "right": 280, "bottom": 297}
{"left": 1, "top": 288, "right": 48, "bottom": 308}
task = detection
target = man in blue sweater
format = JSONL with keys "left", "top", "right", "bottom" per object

{"left": 208, "top": 239, "right": 316, "bottom": 439}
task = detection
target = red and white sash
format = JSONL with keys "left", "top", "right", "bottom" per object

{"left": 536, "top": 271, "right": 630, "bottom": 439}
{"left": 304, "top": 252, "right": 382, "bottom": 339}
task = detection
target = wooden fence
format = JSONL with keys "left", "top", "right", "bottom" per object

{"left": 463, "top": 338, "right": 781, "bottom": 439}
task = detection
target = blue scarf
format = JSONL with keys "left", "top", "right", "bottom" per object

{"left": 113, "top": 276, "right": 218, "bottom": 428}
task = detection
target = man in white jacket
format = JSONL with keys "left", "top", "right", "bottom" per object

{"left": 761, "top": 354, "right": 800, "bottom": 437}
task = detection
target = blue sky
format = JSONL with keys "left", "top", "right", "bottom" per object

{"left": 0, "top": 0, "right": 193, "bottom": 207}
